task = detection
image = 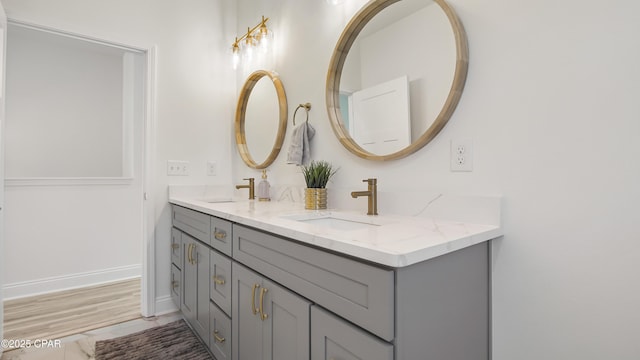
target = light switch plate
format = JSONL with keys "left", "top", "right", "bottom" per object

{"left": 167, "top": 160, "right": 189, "bottom": 176}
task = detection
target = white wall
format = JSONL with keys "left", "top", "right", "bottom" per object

{"left": 5, "top": 25, "right": 124, "bottom": 178}
{"left": 233, "top": 0, "right": 640, "bottom": 359}
{"left": 0, "top": 0, "right": 236, "bottom": 309}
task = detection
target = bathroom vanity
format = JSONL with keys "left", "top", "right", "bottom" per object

{"left": 169, "top": 193, "right": 501, "bottom": 360}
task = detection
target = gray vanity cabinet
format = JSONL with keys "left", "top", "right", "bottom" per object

{"left": 311, "top": 306, "right": 393, "bottom": 360}
{"left": 181, "top": 233, "right": 211, "bottom": 347}
{"left": 210, "top": 301, "right": 232, "bottom": 360}
{"left": 171, "top": 204, "right": 491, "bottom": 360}
{"left": 170, "top": 228, "right": 182, "bottom": 307}
{"left": 170, "top": 264, "right": 181, "bottom": 308}
{"left": 170, "top": 228, "right": 182, "bottom": 268}
{"left": 210, "top": 249, "right": 232, "bottom": 316}
{"left": 211, "top": 217, "right": 233, "bottom": 257}
{"left": 232, "top": 262, "right": 311, "bottom": 360}
{"left": 172, "top": 205, "right": 211, "bottom": 244}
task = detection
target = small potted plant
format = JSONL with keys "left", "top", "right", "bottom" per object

{"left": 301, "top": 160, "right": 337, "bottom": 210}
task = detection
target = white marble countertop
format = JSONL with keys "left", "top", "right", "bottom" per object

{"left": 169, "top": 188, "right": 502, "bottom": 268}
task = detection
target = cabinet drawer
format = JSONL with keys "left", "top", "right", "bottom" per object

{"left": 171, "top": 228, "right": 182, "bottom": 269}
{"left": 233, "top": 225, "right": 395, "bottom": 341}
{"left": 170, "top": 264, "right": 181, "bottom": 308}
{"left": 311, "top": 306, "right": 393, "bottom": 360}
{"left": 210, "top": 249, "right": 232, "bottom": 316}
{"left": 172, "top": 205, "right": 211, "bottom": 244}
{"left": 210, "top": 301, "right": 232, "bottom": 360}
{"left": 211, "top": 217, "right": 233, "bottom": 256}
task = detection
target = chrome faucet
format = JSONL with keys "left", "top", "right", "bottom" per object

{"left": 236, "top": 178, "right": 255, "bottom": 200}
{"left": 351, "top": 178, "right": 378, "bottom": 215}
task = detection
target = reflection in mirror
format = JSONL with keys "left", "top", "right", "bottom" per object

{"left": 235, "top": 70, "right": 287, "bottom": 169}
{"left": 245, "top": 77, "right": 279, "bottom": 162}
{"left": 326, "top": 0, "right": 468, "bottom": 161}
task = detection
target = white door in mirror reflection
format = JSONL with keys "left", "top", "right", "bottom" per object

{"left": 351, "top": 75, "right": 411, "bottom": 154}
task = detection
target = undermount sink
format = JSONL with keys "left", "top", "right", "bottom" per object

{"left": 202, "top": 198, "right": 235, "bottom": 203}
{"left": 282, "top": 213, "right": 382, "bottom": 231}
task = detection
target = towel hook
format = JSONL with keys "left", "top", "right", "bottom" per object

{"left": 293, "top": 103, "right": 311, "bottom": 126}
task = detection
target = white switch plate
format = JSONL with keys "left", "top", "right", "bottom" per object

{"left": 167, "top": 160, "right": 189, "bottom": 176}
{"left": 207, "top": 161, "right": 217, "bottom": 176}
{"left": 450, "top": 139, "right": 473, "bottom": 172}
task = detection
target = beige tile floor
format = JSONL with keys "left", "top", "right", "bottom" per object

{"left": 1, "top": 312, "right": 183, "bottom": 360}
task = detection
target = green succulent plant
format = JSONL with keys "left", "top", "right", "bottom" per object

{"left": 301, "top": 160, "right": 338, "bottom": 188}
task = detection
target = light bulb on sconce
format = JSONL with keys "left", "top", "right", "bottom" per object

{"left": 230, "top": 16, "right": 273, "bottom": 70}
{"left": 256, "top": 21, "right": 273, "bottom": 54}
{"left": 231, "top": 39, "right": 240, "bottom": 70}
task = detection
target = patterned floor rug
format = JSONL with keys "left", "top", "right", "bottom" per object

{"left": 95, "top": 319, "right": 213, "bottom": 360}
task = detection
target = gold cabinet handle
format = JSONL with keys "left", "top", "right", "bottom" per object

{"left": 212, "top": 276, "right": 225, "bottom": 285}
{"left": 172, "top": 280, "right": 179, "bottom": 289}
{"left": 214, "top": 230, "right": 227, "bottom": 240}
{"left": 251, "top": 283, "right": 260, "bottom": 315}
{"left": 190, "top": 243, "right": 197, "bottom": 265}
{"left": 259, "top": 287, "right": 268, "bottom": 321}
{"left": 213, "top": 330, "right": 226, "bottom": 343}
{"left": 171, "top": 243, "right": 179, "bottom": 249}
{"left": 186, "top": 243, "right": 193, "bottom": 264}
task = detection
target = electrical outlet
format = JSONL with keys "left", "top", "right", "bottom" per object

{"left": 167, "top": 160, "right": 189, "bottom": 176}
{"left": 207, "top": 161, "right": 217, "bottom": 176}
{"left": 450, "top": 139, "right": 473, "bottom": 172}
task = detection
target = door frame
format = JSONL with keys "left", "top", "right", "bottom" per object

{"left": 0, "top": 3, "right": 7, "bottom": 356}
{"left": 4, "top": 19, "right": 157, "bottom": 317}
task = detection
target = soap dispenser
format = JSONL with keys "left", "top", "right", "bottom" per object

{"left": 257, "top": 169, "right": 271, "bottom": 202}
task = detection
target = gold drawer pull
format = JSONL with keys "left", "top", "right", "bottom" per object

{"left": 251, "top": 283, "right": 260, "bottom": 315}
{"left": 214, "top": 230, "right": 227, "bottom": 240}
{"left": 213, "top": 330, "right": 226, "bottom": 343}
{"left": 259, "top": 287, "right": 268, "bottom": 321}
{"left": 172, "top": 281, "right": 179, "bottom": 289}
{"left": 212, "top": 276, "right": 225, "bottom": 285}
{"left": 189, "top": 243, "right": 197, "bottom": 265}
{"left": 171, "top": 243, "right": 179, "bottom": 249}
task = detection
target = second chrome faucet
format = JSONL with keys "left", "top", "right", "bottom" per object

{"left": 351, "top": 178, "right": 378, "bottom": 215}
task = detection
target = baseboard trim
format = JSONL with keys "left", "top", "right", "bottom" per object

{"left": 3, "top": 264, "right": 142, "bottom": 300}
{"left": 154, "top": 295, "right": 179, "bottom": 316}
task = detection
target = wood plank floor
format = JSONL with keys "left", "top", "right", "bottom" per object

{"left": 3, "top": 279, "right": 141, "bottom": 342}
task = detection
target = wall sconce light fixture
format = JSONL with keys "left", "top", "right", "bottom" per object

{"left": 326, "top": 0, "right": 346, "bottom": 5}
{"left": 232, "top": 16, "right": 273, "bottom": 70}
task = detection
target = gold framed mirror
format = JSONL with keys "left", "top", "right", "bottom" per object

{"left": 235, "top": 70, "right": 288, "bottom": 169}
{"left": 326, "top": 0, "right": 468, "bottom": 161}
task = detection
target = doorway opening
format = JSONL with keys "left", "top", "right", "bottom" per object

{"left": 2, "top": 21, "right": 155, "bottom": 319}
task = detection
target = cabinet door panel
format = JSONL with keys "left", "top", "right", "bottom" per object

{"left": 263, "top": 278, "right": 311, "bottom": 360}
{"left": 311, "top": 306, "right": 393, "bottom": 360}
{"left": 170, "top": 264, "right": 181, "bottom": 308}
{"left": 210, "top": 249, "right": 232, "bottom": 316}
{"left": 182, "top": 237, "right": 197, "bottom": 323}
{"left": 171, "top": 227, "right": 182, "bottom": 269}
{"left": 232, "top": 262, "right": 264, "bottom": 360}
{"left": 210, "top": 301, "right": 232, "bottom": 360}
{"left": 194, "top": 241, "right": 211, "bottom": 346}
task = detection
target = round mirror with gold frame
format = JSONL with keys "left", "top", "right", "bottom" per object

{"left": 235, "top": 70, "right": 288, "bottom": 169}
{"left": 326, "top": 0, "right": 468, "bottom": 161}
